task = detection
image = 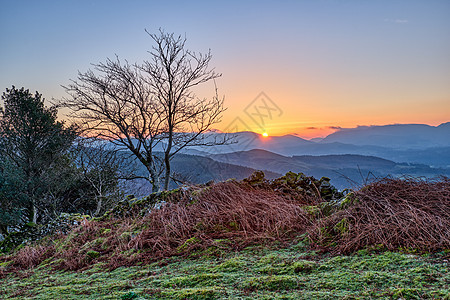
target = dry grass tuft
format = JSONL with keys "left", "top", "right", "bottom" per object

{"left": 16, "top": 180, "right": 312, "bottom": 271}
{"left": 130, "top": 181, "right": 311, "bottom": 262}
{"left": 14, "top": 244, "right": 55, "bottom": 269}
{"left": 308, "top": 177, "right": 450, "bottom": 253}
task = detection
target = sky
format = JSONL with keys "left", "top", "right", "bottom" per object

{"left": 1, "top": 0, "right": 449, "bottom": 138}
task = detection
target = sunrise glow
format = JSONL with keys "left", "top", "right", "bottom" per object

{"left": 1, "top": 1, "right": 448, "bottom": 139}
{"left": 262, "top": 132, "right": 269, "bottom": 138}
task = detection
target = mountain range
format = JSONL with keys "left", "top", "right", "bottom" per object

{"left": 208, "top": 149, "right": 450, "bottom": 190}
{"left": 188, "top": 122, "right": 450, "bottom": 167}
{"left": 320, "top": 122, "right": 450, "bottom": 149}
{"left": 108, "top": 122, "right": 450, "bottom": 193}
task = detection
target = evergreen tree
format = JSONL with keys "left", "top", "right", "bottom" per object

{"left": 0, "top": 86, "right": 77, "bottom": 224}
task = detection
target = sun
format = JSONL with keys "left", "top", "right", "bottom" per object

{"left": 262, "top": 132, "right": 269, "bottom": 137}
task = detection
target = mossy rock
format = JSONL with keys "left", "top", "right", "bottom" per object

{"left": 243, "top": 170, "right": 267, "bottom": 186}
{"left": 102, "top": 188, "right": 186, "bottom": 220}
{"left": 338, "top": 192, "right": 358, "bottom": 209}
{"left": 270, "top": 172, "right": 344, "bottom": 201}
{"left": 315, "top": 191, "right": 357, "bottom": 217}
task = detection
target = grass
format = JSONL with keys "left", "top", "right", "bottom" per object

{"left": 1, "top": 175, "right": 449, "bottom": 299}
{"left": 1, "top": 241, "right": 448, "bottom": 299}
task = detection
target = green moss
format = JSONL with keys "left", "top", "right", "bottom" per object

{"left": 214, "top": 257, "right": 245, "bottom": 272}
{"left": 391, "top": 287, "right": 422, "bottom": 299}
{"left": 25, "top": 222, "right": 37, "bottom": 228}
{"left": 257, "top": 253, "right": 282, "bottom": 265}
{"left": 164, "top": 273, "right": 222, "bottom": 288}
{"left": 0, "top": 236, "right": 448, "bottom": 299}
{"left": 121, "top": 291, "right": 138, "bottom": 299}
{"left": 318, "top": 201, "right": 335, "bottom": 216}
{"left": 290, "top": 260, "right": 316, "bottom": 274}
{"left": 334, "top": 217, "right": 349, "bottom": 235}
{"left": 227, "top": 221, "right": 239, "bottom": 231}
{"left": 165, "top": 288, "right": 221, "bottom": 299}
{"left": 338, "top": 192, "right": 357, "bottom": 208}
{"left": 0, "top": 260, "right": 13, "bottom": 268}
{"left": 241, "top": 275, "right": 301, "bottom": 291}
{"left": 101, "top": 228, "right": 111, "bottom": 234}
{"left": 302, "top": 205, "right": 321, "bottom": 217}
{"left": 86, "top": 250, "right": 100, "bottom": 259}
{"left": 177, "top": 236, "right": 201, "bottom": 253}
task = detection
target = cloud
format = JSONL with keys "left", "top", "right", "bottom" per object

{"left": 327, "top": 126, "right": 342, "bottom": 130}
{"left": 306, "top": 126, "right": 318, "bottom": 130}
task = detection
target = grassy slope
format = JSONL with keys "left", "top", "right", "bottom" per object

{"left": 1, "top": 176, "right": 449, "bottom": 299}
{"left": 1, "top": 242, "right": 448, "bottom": 300}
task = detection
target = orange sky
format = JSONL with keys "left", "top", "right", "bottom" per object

{"left": 207, "top": 68, "right": 450, "bottom": 138}
{"left": 1, "top": 1, "right": 449, "bottom": 139}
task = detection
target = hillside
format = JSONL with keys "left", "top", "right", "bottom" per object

{"left": 0, "top": 173, "right": 449, "bottom": 299}
{"left": 117, "top": 152, "right": 281, "bottom": 196}
{"left": 170, "top": 153, "right": 281, "bottom": 183}
{"left": 209, "top": 149, "right": 450, "bottom": 190}
{"left": 1, "top": 243, "right": 448, "bottom": 299}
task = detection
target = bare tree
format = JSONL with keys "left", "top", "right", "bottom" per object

{"left": 143, "top": 30, "right": 226, "bottom": 190}
{"left": 62, "top": 58, "right": 164, "bottom": 192}
{"left": 61, "top": 30, "right": 227, "bottom": 192}
{"left": 71, "top": 138, "right": 123, "bottom": 216}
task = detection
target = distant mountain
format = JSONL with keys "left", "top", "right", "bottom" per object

{"left": 321, "top": 123, "right": 450, "bottom": 149}
{"left": 210, "top": 149, "right": 312, "bottom": 174}
{"left": 189, "top": 131, "right": 313, "bottom": 155}
{"left": 170, "top": 153, "right": 281, "bottom": 183}
{"left": 119, "top": 152, "right": 281, "bottom": 196}
{"left": 107, "top": 122, "right": 450, "bottom": 176}
{"left": 210, "top": 149, "right": 398, "bottom": 175}
{"left": 209, "top": 149, "right": 450, "bottom": 190}
{"left": 292, "top": 154, "right": 397, "bottom": 170}
{"left": 188, "top": 123, "right": 450, "bottom": 167}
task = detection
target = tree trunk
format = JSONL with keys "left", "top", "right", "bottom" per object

{"left": 163, "top": 152, "right": 171, "bottom": 190}
{"left": 94, "top": 197, "right": 102, "bottom": 217}
{"left": 149, "top": 164, "right": 160, "bottom": 193}
{"left": 32, "top": 204, "right": 37, "bottom": 224}
{"left": 27, "top": 201, "right": 37, "bottom": 224}
{"left": 163, "top": 127, "right": 173, "bottom": 191}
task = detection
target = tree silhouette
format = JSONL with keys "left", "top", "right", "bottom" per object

{"left": 62, "top": 30, "right": 227, "bottom": 191}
